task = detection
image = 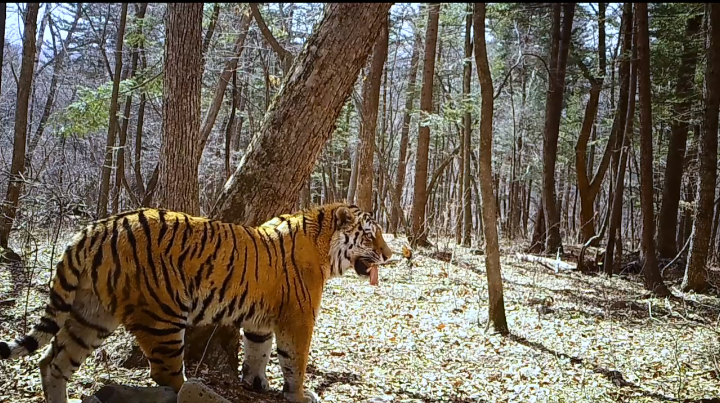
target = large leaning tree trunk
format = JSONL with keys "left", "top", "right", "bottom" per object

{"left": 656, "top": 13, "right": 703, "bottom": 259}
{"left": 357, "top": 14, "right": 390, "bottom": 212}
{"left": 474, "top": 2, "right": 508, "bottom": 335}
{"left": 0, "top": 3, "right": 39, "bottom": 253}
{"left": 604, "top": 1, "right": 634, "bottom": 276}
{"left": 390, "top": 29, "right": 422, "bottom": 234}
{"left": 212, "top": 3, "right": 393, "bottom": 224}
{"left": 410, "top": 3, "right": 441, "bottom": 248}
{"left": 635, "top": 2, "right": 671, "bottom": 297}
{"left": 683, "top": 3, "right": 720, "bottom": 293}
{"left": 541, "top": 3, "right": 574, "bottom": 254}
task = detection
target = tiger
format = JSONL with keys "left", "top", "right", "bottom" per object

{"left": 0, "top": 202, "right": 392, "bottom": 403}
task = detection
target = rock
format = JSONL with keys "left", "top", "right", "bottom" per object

{"left": 88, "top": 385, "right": 177, "bottom": 403}
{"left": 80, "top": 397, "right": 101, "bottom": 403}
{"left": 178, "top": 379, "right": 231, "bottom": 403}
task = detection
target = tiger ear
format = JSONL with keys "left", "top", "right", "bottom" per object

{"left": 335, "top": 206, "right": 356, "bottom": 227}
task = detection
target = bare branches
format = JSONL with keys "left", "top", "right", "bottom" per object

{"left": 249, "top": 3, "right": 294, "bottom": 74}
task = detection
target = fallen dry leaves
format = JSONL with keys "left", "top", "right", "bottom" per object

{"left": 1, "top": 233, "right": 719, "bottom": 403}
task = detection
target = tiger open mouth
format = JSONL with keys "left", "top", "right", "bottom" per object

{"left": 354, "top": 259, "right": 379, "bottom": 286}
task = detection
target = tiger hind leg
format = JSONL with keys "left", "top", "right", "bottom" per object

{"left": 275, "top": 322, "right": 318, "bottom": 403}
{"left": 40, "top": 290, "right": 119, "bottom": 403}
{"left": 240, "top": 328, "right": 273, "bottom": 392}
{"left": 131, "top": 327, "right": 187, "bottom": 392}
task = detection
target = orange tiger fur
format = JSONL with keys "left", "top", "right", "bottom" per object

{"left": 0, "top": 202, "right": 392, "bottom": 403}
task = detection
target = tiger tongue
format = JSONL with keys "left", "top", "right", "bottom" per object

{"left": 369, "top": 265, "right": 379, "bottom": 286}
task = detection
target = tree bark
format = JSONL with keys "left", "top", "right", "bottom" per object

{"left": 96, "top": 3, "right": 128, "bottom": 219}
{"left": 605, "top": 2, "right": 634, "bottom": 276}
{"left": 683, "top": 3, "right": 719, "bottom": 293}
{"left": 574, "top": 4, "right": 613, "bottom": 245}
{"left": 390, "top": 30, "right": 422, "bottom": 234}
{"left": 462, "top": 3, "right": 473, "bottom": 247}
{"left": 656, "top": 14, "right": 702, "bottom": 259}
{"left": 0, "top": 3, "right": 39, "bottom": 250}
{"left": 474, "top": 2, "right": 508, "bottom": 335}
{"left": 211, "top": 2, "right": 393, "bottom": 225}
{"left": 0, "top": 3, "right": 5, "bottom": 97}
{"left": 410, "top": 3, "right": 441, "bottom": 247}
{"left": 357, "top": 15, "right": 389, "bottom": 212}
{"left": 635, "top": 2, "right": 671, "bottom": 297}
{"left": 542, "top": 3, "right": 575, "bottom": 254}
{"left": 156, "top": 3, "right": 204, "bottom": 215}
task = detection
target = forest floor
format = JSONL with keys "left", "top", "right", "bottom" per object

{"left": 1, "top": 231, "right": 719, "bottom": 403}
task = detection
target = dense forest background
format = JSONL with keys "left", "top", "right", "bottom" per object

{"left": 0, "top": 3, "right": 719, "bottom": 403}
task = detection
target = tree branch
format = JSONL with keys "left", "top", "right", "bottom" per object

{"left": 249, "top": 3, "right": 293, "bottom": 74}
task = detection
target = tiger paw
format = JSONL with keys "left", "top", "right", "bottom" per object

{"left": 283, "top": 390, "right": 318, "bottom": 403}
{"left": 240, "top": 372, "right": 269, "bottom": 393}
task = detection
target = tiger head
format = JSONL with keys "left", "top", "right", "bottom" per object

{"left": 328, "top": 204, "right": 392, "bottom": 283}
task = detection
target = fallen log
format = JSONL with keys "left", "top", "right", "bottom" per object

{"left": 514, "top": 252, "right": 576, "bottom": 272}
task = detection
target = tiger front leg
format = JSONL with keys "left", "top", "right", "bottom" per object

{"left": 275, "top": 323, "right": 318, "bottom": 403}
{"left": 240, "top": 329, "right": 273, "bottom": 392}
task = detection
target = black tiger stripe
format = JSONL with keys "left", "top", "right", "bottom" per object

{"left": 90, "top": 228, "right": 110, "bottom": 289}
{"left": 241, "top": 226, "right": 260, "bottom": 284}
{"left": 236, "top": 286, "right": 248, "bottom": 314}
{"left": 291, "top": 224, "right": 315, "bottom": 322}
{"left": 218, "top": 240, "right": 237, "bottom": 302}
{"left": 246, "top": 302, "right": 257, "bottom": 321}
{"left": 109, "top": 220, "right": 121, "bottom": 294}
{"left": 72, "top": 229, "right": 89, "bottom": 270}
{"left": 169, "top": 368, "right": 184, "bottom": 377}
{"left": 165, "top": 216, "right": 181, "bottom": 256}
{"left": 130, "top": 323, "right": 184, "bottom": 337}
{"left": 159, "top": 339, "right": 183, "bottom": 346}
{"left": 69, "top": 357, "right": 81, "bottom": 368}
{"left": 258, "top": 228, "right": 274, "bottom": 272}
{"left": 301, "top": 214, "right": 307, "bottom": 233}
{"left": 50, "top": 362, "right": 70, "bottom": 381}
{"left": 49, "top": 290, "right": 72, "bottom": 312}
{"left": 212, "top": 305, "right": 228, "bottom": 323}
{"left": 0, "top": 342, "right": 10, "bottom": 358}
{"left": 275, "top": 228, "right": 305, "bottom": 314}
{"left": 193, "top": 288, "right": 217, "bottom": 325}
{"left": 276, "top": 348, "right": 290, "bottom": 359}
{"left": 203, "top": 235, "right": 222, "bottom": 282}
{"left": 151, "top": 344, "right": 184, "bottom": 358}
{"left": 140, "top": 266, "right": 185, "bottom": 321}
{"left": 34, "top": 317, "right": 60, "bottom": 335}
{"left": 181, "top": 215, "right": 192, "bottom": 251}
{"left": 147, "top": 356, "right": 164, "bottom": 364}
{"left": 140, "top": 308, "right": 186, "bottom": 328}
{"left": 67, "top": 329, "right": 90, "bottom": 350}
{"left": 18, "top": 336, "right": 39, "bottom": 353}
{"left": 55, "top": 263, "right": 77, "bottom": 292}
{"left": 197, "top": 222, "right": 210, "bottom": 259}
{"left": 158, "top": 209, "right": 168, "bottom": 247}
{"left": 70, "top": 310, "right": 110, "bottom": 334}
{"left": 315, "top": 210, "right": 325, "bottom": 242}
{"left": 122, "top": 217, "right": 143, "bottom": 288}
{"left": 137, "top": 210, "right": 160, "bottom": 285}
{"left": 244, "top": 331, "right": 272, "bottom": 343}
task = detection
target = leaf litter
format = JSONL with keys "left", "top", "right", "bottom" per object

{"left": 0, "top": 233, "right": 719, "bottom": 403}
